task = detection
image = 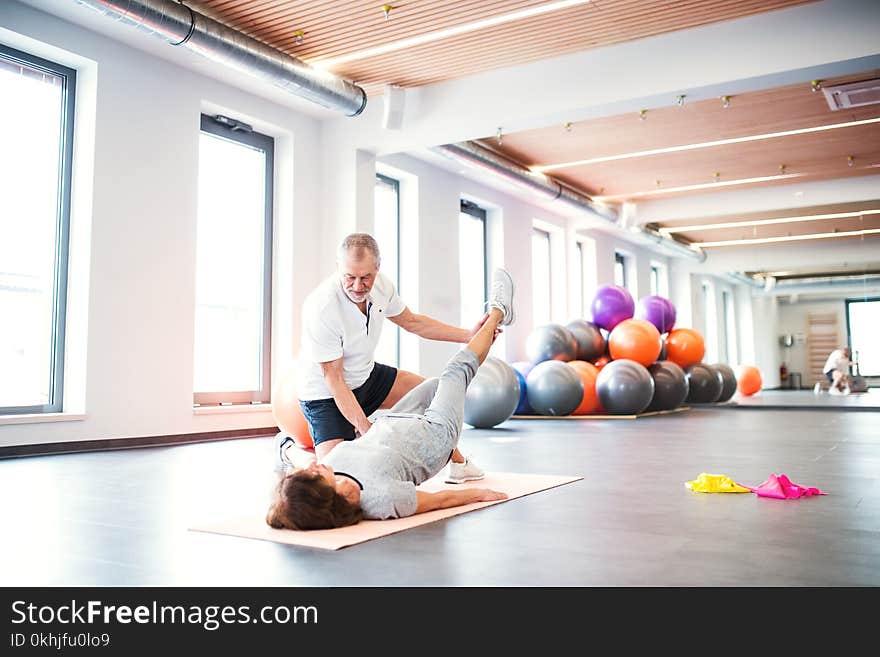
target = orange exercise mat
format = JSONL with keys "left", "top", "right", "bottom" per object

{"left": 190, "top": 471, "right": 582, "bottom": 551}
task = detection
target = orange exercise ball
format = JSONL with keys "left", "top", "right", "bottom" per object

{"left": 736, "top": 365, "right": 763, "bottom": 396}
{"left": 608, "top": 319, "right": 662, "bottom": 367}
{"left": 665, "top": 328, "right": 705, "bottom": 369}
{"left": 272, "top": 368, "right": 314, "bottom": 449}
{"left": 566, "top": 360, "right": 602, "bottom": 415}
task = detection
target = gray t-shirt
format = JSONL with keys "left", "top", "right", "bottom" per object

{"left": 323, "top": 412, "right": 455, "bottom": 519}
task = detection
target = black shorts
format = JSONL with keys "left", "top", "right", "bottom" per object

{"left": 826, "top": 371, "right": 835, "bottom": 383}
{"left": 299, "top": 363, "right": 398, "bottom": 445}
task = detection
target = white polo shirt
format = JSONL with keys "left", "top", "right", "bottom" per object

{"left": 822, "top": 349, "right": 849, "bottom": 375}
{"left": 296, "top": 271, "right": 405, "bottom": 400}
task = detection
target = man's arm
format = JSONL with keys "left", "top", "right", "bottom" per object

{"left": 320, "top": 358, "right": 372, "bottom": 436}
{"left": 415, "top": 488, "right": 508, "bottom": 514}
{"left": 389, "top": 307, "right": 498, "bottom": 343}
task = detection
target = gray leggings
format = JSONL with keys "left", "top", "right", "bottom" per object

{"left": 387, "top": 348, "right": 480, "bottom": 443}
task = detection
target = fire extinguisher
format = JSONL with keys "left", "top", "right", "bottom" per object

{"left": 780, "top": 362, "right": 788, "bottom": 382}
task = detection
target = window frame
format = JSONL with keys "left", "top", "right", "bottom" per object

{"left": 0, "top": 44, "right": 76, "bottom": 415}
{"left": 460, "top": 199, "right": 489, "bottom": 316}
{"left": 375, "top": 172, "right": 401, "bottom": 366}
{"left": 193, "top": 113, "right": 274, "bottom": 407}
{"left": 845, "top": 296, "right": 880, "bottom": 377}
{"left": 531, "top": 226, "right": 552, "bottom": 326}
{"left": 614, "top": 251, "right": 628, "bottom": 289}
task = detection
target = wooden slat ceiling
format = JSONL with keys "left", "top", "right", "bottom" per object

{"left": 189, "top": 0, "right": 879, "bottom": 260}
{"left": 478, "top": 70, "right": 880, "bottom": 201}
{"left": 651, "top": 200, "right": 880, "bottom": 243}
{"left": 191, "top": 0, "right": 818, "bottom": 97}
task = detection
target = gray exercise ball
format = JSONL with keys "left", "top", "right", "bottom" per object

{"left": 526, "top": 323, "right": 578, "bottom": 365}
{"left": 526, "top": 360, "right": 584, "bottom": 416}
{"left": 566, "top": 319, "right": 606, "bottom": 362}
{"left": 646, "top": 360, "right": 688, "bottom": 411}
{"left": 685, "top": 362, "right": 723, "bottom": 403}
{"left": 711, "top": 363, "right": 737, "bottom": 402}
{"left": 464, "top": 357, "right": 521, "bottom": 428}
{"left": 595, "top": 358, "right": 655, "bottom": 415}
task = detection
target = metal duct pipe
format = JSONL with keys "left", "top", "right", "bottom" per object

{"left": 75, "top": 0, "right": 367, "bottom": 116}
{"left": 433, "top": 141, "right": 706, "bottom": 262}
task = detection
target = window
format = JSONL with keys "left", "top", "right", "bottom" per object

{"left": 0, "top": 45, "right": 75, "bottom": 415}
{"left": 532, "top": 228, "right": 552, "bottom": 326}
{"left": 575, "top": 242, "right": 585, "bottom": 319}
{"left": 702, "top": 281, "right": 718, "bottom": 364}
{"left": 650, "top": 265, "right": 660, "bottom": 296}
{"left": 193, "top": 114, "right": 274, "bottom": 406}
{"left": 374, "top": 174, "right": 401, "bottom": 366}
{"left": 614, "top": 251, "right": 627, "bottom": 289}
{"left": 722, "top": 290, "right": 738, "bottom": 365}
{"left": 459, "top": 200, "right": 488, "bottom": 328}
{"left": 846, "top": 298, "right": 880, "bottom": 376}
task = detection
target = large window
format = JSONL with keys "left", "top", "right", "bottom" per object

{"left": 614, "top": 251, "right": 627, "bottom": 289}
{"left": 0, "top": 45, "right": 75, "bottom": 415}
{"left": 193, "top": 114, "right": 274, "bottom": 406}
{"left": 575, "top": 242, "right": 585, "bottom": 319}
{"left": 650, "top": 262, "right": 668, "bottom": 298}
{"left": 532, "top": 228, "right": 552, "bottom": 326}
{"left": 374, "top": 174, "right": 400, "bottom": 366}
{"left": 702, "top": 281, "right": 718, "bottom": 364}
{"left": 722, "top": 290, "right": 738, "bottom": 365}
{"left": 847, "top": 298, "right": 880, "bottom": 376}
{"left": 459, "top": 200, "right": 488, "bottom": 328}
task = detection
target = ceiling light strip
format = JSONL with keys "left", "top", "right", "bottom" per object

{"left": 309, "top": 0, "right": 592, "bottom": 68}
{"left": 532, "top": 117, "right": 880, "bottom": 172}
{"left": 659, "top": 209, "right": 880, "bottom": 234}
{"left": 697, "top": 228, "right": 880, "bottom": 248}
{"left": 593, "top": 172, "right": 805, "bottom": 201}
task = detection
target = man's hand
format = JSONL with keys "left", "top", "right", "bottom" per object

{"left": 469, "top": 312, "right": 502, "bottom": 343}
{"left": 354, "top": 420, "right": 372, "bottom": 438}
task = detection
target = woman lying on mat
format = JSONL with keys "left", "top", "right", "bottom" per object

{"left": 266, "top": 269, "right": 515, "bottom": 529}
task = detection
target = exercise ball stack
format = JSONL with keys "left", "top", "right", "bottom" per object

{"left": 464, "top": 357, "right": 521, "bottom": 428}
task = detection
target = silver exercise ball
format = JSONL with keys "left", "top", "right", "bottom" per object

{"left": 566, "top": 319, "right": 606, "bottom": 362}
{"left": 526, "top": 323, "right": 578, "bottom": 365}
{"left": 464, "top": 356, "right": 521, "bottom": 428}
{"left": 526, "top": 360, "right": 584, "bottom": 416}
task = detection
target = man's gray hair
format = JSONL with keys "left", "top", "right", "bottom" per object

{"left": 338, "top": 233, "right": 381, "bottom": 266}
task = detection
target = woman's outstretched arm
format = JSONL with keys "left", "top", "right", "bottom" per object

{"left": 415, "top": 488, "right": 507, "bottom": 514}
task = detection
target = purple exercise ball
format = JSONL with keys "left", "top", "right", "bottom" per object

{"left": 590, "top": 285, "right": 634, "bottom": 332}
{"left": 635, "top": 295, "right": 676, "bottom": 334}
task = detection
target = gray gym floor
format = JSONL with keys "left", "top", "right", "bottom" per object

{"left": 1, "top": 405, "right": 878, "bottom": 587}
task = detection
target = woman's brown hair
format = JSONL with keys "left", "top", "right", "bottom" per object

{"left": 266, "top": 470, "right": 363, "bottom": 530}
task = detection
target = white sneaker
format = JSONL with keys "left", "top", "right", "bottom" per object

{"left": 488, "top": 268, "right": 515, "bottom": 326}
{"left": 445, "top": 456, "right": 485, "bottom": 484}
{"left": 829, "top": 385, "right": 843, "bottom": 396}
{"left": 813, "top": 382, "right": 821, "bottom": 395}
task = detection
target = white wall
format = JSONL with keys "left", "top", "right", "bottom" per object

{"left": 0, "top": 2, "right": 323, "bottom": 447}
